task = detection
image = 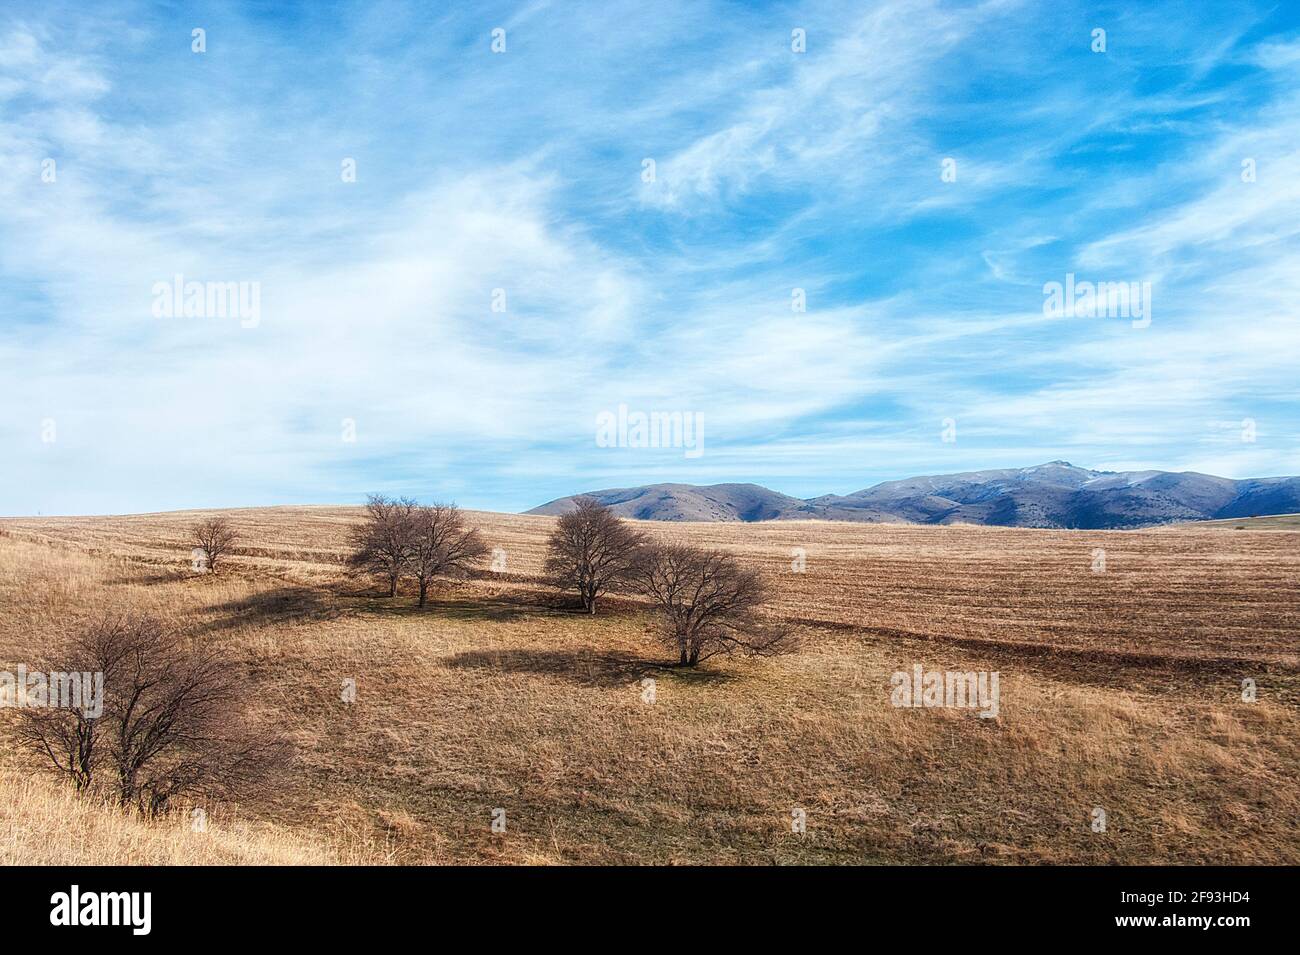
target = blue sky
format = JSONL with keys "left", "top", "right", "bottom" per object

{"left": 2, "top": 0, "right": 1299, "bottom": 515}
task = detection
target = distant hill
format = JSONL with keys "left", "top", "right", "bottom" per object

{"left": 526, "top": 462, "right": 1300, "bottom": 529}
{"left": 526, "top": 482, "right": 814, "bottom": 522}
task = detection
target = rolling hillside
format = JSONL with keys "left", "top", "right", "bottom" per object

{"left": 1, "top": 507, "right": 1296, "bottom": 864}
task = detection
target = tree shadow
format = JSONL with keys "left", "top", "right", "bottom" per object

{"left": 339, "top": 579, "right": 647, "bottom": 621}
{"left": 549, "top": 593, "right": 649, "bottom": 617}
{"left": 107, "top": 570, "right": 188, "bottom": 586}
{"left": 344, "top": 580, "right": 605, "bottom": 620}
{"left": 441, "top": 648, "right": 738, "bottom": 688}
{"left": 199, "top": 586, "right": 343, "bottom": 632}
{"left": 347, "top": 595, "right": 543, "bottom": 623}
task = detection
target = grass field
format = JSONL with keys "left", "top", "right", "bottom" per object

{"left": 1185, "top": 513, "right": 1300, "bottom": 530}
{"left": 1, "top": 507, "right": 1297, "bottom": 865}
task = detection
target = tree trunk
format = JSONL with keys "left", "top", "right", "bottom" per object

{"left": 388, "top": 575, "right": 398, "bottom": 597}
{"left": 418, "top": 581, "right": 428, "bottom": 607}
{"left": 118, "top": 768, "right": 137, "bottom": 808}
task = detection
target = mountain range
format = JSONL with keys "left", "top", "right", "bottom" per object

{"left": 525, "top": 462, "right": 1300, "bottom": 529}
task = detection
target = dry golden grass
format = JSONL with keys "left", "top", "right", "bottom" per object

{"left": 0, "top": 508, "right": 1296, "bottom": 865}
{"left": 0, "top": 775, "right": 391, "bottom": 865}
{"left": 1188, "top": 513, "right": 1300, "bottom": 530}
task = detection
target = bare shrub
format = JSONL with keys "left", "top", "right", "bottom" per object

{"left": 631, "top": 543, "right": 794, "bottom": 666}
{"left": 16, "top": 616, "right": 289, "bottom": 816}
{"left": 543, "top": 497, "right": 647, "bottom": 613}
{"left": 192, "top": 516, "right": 239, "bottom": 574}
{"left": 347, "top": 494, "right": 418, "bottom": 596}
{"left": 408, "top": 504, "right": 489, "bottom": 608}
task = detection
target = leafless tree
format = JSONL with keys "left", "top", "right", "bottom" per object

{"left": 630, "top": 543, "right": 794, "bottom": 666}
{"left": 17, "top": 616, "right": 289, "bottom": 816}
{"left": 192, "top": 516, "right": 240, "bottom": 574}
{"left": 543, "top": 497, "right": 647, "bottom": 614}
{"left": 347, "top": 494, "right": 418, "bottom": 596}
{"left": 408, "top": 504, "right": 489, "bottom": 608}
{"left": 15, "top": 661, "right": 102, "bottom": 793}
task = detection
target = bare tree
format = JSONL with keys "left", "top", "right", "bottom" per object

{"left": 192, "top": 516, "right": 240, "bottom": 574}
{"left": 408, "top": 504, "right": 489, "bottom": 608}
{"left": 17, "top": 616, "right": 289, "bottom": 815}
{"left": 347, "top": 494, "right": 418, "bottom": 596}
{"left": 630, "top": 543, "right": 794, "bottom": 666}
{"left": 543, "top": 497, "right": 646, "bottom": 614}
{"left": 15, "top": 669, "right": 102, "bottom": 793}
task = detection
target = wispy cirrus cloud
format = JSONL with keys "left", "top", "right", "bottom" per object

{"left": 2, "top": 0, "right": 1299, "bottom": 515}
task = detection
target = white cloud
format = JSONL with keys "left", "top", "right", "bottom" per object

{"left": 4, "top": 1, "right": 1300, "bottom": 514}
